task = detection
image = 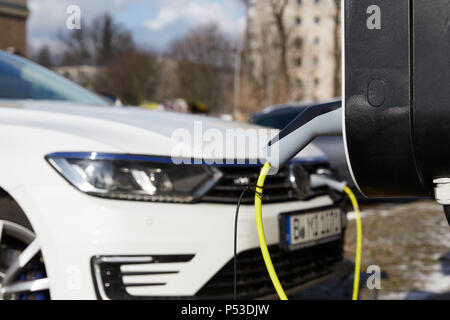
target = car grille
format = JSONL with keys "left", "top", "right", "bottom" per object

{"left": 202, "top": 162, "right": 328, "bottom": 204}
{"left": 196, "top": 240, "right": 343, "bottom": 300}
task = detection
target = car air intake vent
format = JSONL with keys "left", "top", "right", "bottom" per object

{"left": 202, "top": 162, "right": 329, "bottom": 204}
{"left": 91, "top": 255, "right": 194, "bottom": 300}
{"left": 196, "top": 240, "right": 343, "bottom": 300}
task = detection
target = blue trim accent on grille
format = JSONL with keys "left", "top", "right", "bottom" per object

{"left": 286, "top": 216, "right": 291, "bottom": 246}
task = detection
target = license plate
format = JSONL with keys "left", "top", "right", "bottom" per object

{"left": 280, "top": 207, "right": 343, "bottom": 250}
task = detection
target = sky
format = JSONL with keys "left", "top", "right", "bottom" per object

{"left": 27, "top": 0, "right": 246, "bottom": 54}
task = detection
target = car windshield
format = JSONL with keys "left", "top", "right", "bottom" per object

{"left": 0, "top": 51, "right": 108, "bottom": 106}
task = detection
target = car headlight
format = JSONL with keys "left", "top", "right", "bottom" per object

{"left": 46, "top": 153, "right": 222, "bottom": 203}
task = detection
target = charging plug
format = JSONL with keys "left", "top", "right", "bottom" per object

{"left": 310, "top": 174, "right": 347, "bottom": 193}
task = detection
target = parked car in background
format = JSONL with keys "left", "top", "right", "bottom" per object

{"left": 251, "top": 99, "right": 355, "bottom": 190}
{"left": 0, "top": 51, "right": 348, "bottom": 300}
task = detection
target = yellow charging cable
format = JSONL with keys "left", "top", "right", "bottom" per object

{"left": 255, "top": 162, "right": 288, "bottom": 300}
{"left": 344, "top": 186, "right": 362, "bottom": 300}
{"left": 255, "top": 162, "right": 362, "bottom": 301}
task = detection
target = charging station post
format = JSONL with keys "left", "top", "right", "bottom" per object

{"left": 344, "top": 0, "right": 450, "bottom": 201}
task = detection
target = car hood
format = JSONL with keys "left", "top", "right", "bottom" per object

{"left": 0, "top": 100, "right": 326, "bottom": 162}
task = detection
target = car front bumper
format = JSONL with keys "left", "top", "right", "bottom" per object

{"left": 12, "top": 183, "right": 343, "bottom": 300}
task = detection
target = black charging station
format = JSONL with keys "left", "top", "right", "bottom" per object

{"left": 257, "top": 2, "right": 449, "bottom": 300}
{"left": 344, "top": 0, "right": 450, "bottom": 198}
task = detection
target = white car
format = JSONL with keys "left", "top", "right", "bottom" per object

{"left": 0, "top": 51, "right": 346, "bottom": 300}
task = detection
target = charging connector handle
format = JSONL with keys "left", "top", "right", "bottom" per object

{"left": 265, "top": 105, "right": 342, "bottom": 171}
{"left": 310, "top": 174, "right": 347, "bottom": 193}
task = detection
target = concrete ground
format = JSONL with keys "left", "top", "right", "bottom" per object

{"left": 294, "top": 200, "right": 450, "bottom": 300}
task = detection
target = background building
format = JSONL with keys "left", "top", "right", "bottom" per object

{"left": 245, "top": 0, "right": 340, "bottom": 104}
{"left": 0, "top": 0, "right": 28, "bottom": 55}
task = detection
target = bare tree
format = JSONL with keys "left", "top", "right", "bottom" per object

{"left": 167, "top": 23, "right": 234, "bottom": 114}
{"left": 268, "top": 0, "right": 291, "bottom": 96}
{"left": 91, "top": 13, "right": 134, "bottom": 65}
{"left": 243, "top": 21, "right": 272, "bottom": 103}
{"left": 59, "top": 26, "right": 92, "bottom": 65}
{"left": 58, "top": 13, "right": 134, "bottom": 66}
{"left": 94, "top": 49, "right": 159, "bottom": 105}
{"left": 36, "top": 45, "right": 53, "bottom": 68}
{"left": 238, "top": 0, "right": 297, "bottom": 115}
{"left": 52, "top": 13, "right": 159, "bottom": 106}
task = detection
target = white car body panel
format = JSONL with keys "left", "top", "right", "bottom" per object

{"left": 0, "top": 100, "right": 333, "bottom": 299}
{"left": 0, "top": 100, "right": 325, "bottom": 161}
